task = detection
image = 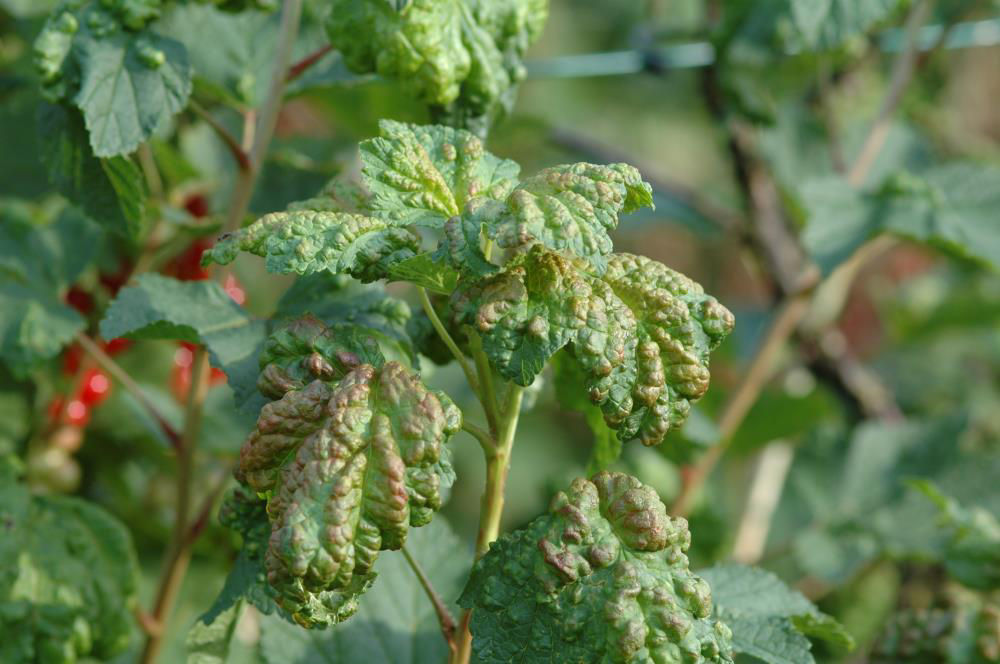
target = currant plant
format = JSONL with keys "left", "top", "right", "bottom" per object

{"left": 4, "top": 0, "right": 1000, "bottom": 663}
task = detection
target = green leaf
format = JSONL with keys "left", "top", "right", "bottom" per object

{"left": 74, "top": 30, "right": 192, "bottom": 157}
{"left": 230, "top": 324, "right": 461, "bottom": 625}
{"left": 791, "top": 0, "right": 903, "bottom": 50}
{"left": 201, "top": 210, "right": 420, "bottom": 282}
{"left": 258, "top": 517, "right": 467, "bottom": 664}
{"left": 186, "top": 602, "right": 242, "bottom": 664}
{"left": 359, "top": 120, "right": 520, "bottom": 227}
{"left": 0, "top": 205, "right": 101, "bottom": 375}
{"left": 0, "top": 477, "right": 140, "bottom": 663}
{"left": 700, "top": 564, "right": 855, "bottom": 661}
{"left": 276, "top": 273, "right": 415, "bottom": 366}
{"left": 39, "top": 103, "right": 147, "bottom": 240}
{"left": 453, "top": 247, "right": 733, "bottom": 446}
{"left": 459, "top": 472, "right": 734, "bottom": 663}
{"left": 387, "top": 252, "right": 460, "bottom": 295}
{"left": 327, "top": 1, "right": 547, "bottom": 129}
{"left": 801, "top": 166, "right": 1000, "bottom": 275}
{"left": 493, "top": 162, "right": 653, "bottom": 269}
{"left": 909, "top": 480, "right": 1000, "bottom": 591}
{"left": 156, "top": 3, "right": 278, "bottom": 107}
{"left": 99, "top": 273, "right": 267, "bottom": 403}
{"left": 551, "top": 352, "right": 621, "bottom": 472}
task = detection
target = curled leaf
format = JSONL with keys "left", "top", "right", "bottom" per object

{"left": 493, "top": 162, "right": 654, "bottom": 269}
{"left": 360, "top": 120, "right": 520, "bottom": 226}
{"left": 453, "top": 246, "right": 733, "bottom": 445}
{"left": 459, "top": 471, "right": 734, "bottom": 663}
{"left": 326, "top": 0, "right": 547, "bottom": 130}
{"left": 201, "top": 210, "right": 420, "bottom": 282}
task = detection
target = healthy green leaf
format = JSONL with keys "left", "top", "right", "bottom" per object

{"left": 910, "top": 480, "right": 1000, "bottom": 591}
{"left": 387, "top": 252, "right": 461, "bottom": 295}
{"left": 0, "top": 476, "right": 140, "bottom": 664}
{"left": 359, "top": 120, "right": 520, "bottom": 226}
{"left": 258, "top": 517, "right": 468, "bottom": 664}
{"left": 459, "top": 471, "right": 734, "bottom": 663}
{"left": 801, "top": 166, "right": 1000, "bottom": 275}
{"left": 74, "top": 30, "right": 192, "bottom": 157}
{"left": 201, "top": 210, "right": 420, "bottom": 282}
{"left": 99, "top": 273, "right": 268, "bottom": 403}
{"left": 186, "top": 602, "right": 242, "bottom": 664}
{"left": 326, "top": 1, "right": 547, "bottom": 130}
{"left": 0, "top": 205, "right": 101, "bottom": 375}
{"left": 452, "top": 247, "right": 733, "bottom": 445}
{"left": 492, "top": 162, "right": 654, "bottom": 269}
{"left": 699, "top": 564, "right": 854, "bottom": 662}
{"left": 39, "top": 103, "right": 147, "bottom": 240}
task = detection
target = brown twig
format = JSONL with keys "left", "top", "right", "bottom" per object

{"left": 190, "top": 101, "right": 251, "bottom": 173}
{"left": 139, "top": 3, "right": 303, "bottom": 661}
{"left": 286, "top": 43, "right": 334, "bottom": 83}
{"left": 669, "top": 0, "right": 937, "bottom": 518}
{"left": 75, "top": 333, "right": 181, "bottom": 448}
{"left": 402, "top": 545, "right": 458, "bottom": 654}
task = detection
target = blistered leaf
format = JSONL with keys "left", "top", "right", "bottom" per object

{"left": 360, "top": 120, "right": 520, "bottom": 226}
{"left": 201, "top": 210, "right": 420, "bottom": 283}
{"left": 458, "top": 471, "right": 734, "bottom": 663}
{"left": 492, "top": 162, "right": 653, "bottom": 269}
{"left": 206, "top": 485, "right": 367, "bottom": 629}
{"left": 453, "top": 247, "right": 733, "bottom": 445}
{"left": 0, "top": 477, "right": 140, "bottom": 664}
{"left": 233, "top": 337, "right": 461, "bottom": 626}
{"left": 326, "top": 0, "right": 547, "bottom": 129}
{"left": 34, "top": 1, "right": 192, "bottom": 157}
{"left": 700, "top": 564, "right": 854, "bottom": 661}
{"left": 276, "top": 273, "right": 415, "bottom": 366}
{"left": 258, "top": 517, "right": 468, "bottom": 664}
{"left": 0, "top": 205, "right": 101, "bottom": 375}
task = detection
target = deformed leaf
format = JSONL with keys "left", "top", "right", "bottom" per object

{"left": 232, "top": 330, "right": 462, "bottom": 626}
{"left": 326, "top": 1, "right": 547, "bottom": 129}
{"left": 360, "top": 120, "right": 520, "bottom": 226}
{"left": 258, "top": 516, "right": 468, "bottom": 664}
{"left": 453, "top": 246, "right": 733, "bottom": 445}
{"left": 0, "top": 476, "right": 140, "bottom": 664}
{"left": 493, "top": 162, "right": 654, "bottom": 269}
{"left": 458, "top": 471, "right": 735, "bottom": 663}
{"left": 201, "top": 210, "right": 420, "bottom": 283}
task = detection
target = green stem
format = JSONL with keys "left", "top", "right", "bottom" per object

{"left": 468, "top": 334, "right": 500, "bottom": 436}
{"left": 418, "top": 286, "right": 479, "bottom": 394}
{"left": 453, "top": 385, "right": 524, "bottom": 664}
